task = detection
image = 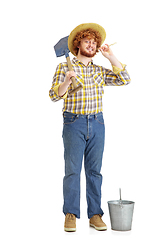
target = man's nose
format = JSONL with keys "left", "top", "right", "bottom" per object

{"left": 88, "top": 41, "right": 93, "bottom": 47}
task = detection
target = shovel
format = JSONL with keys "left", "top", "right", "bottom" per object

{"left": 54, "top": 36, "right": 83, "bottom": 95}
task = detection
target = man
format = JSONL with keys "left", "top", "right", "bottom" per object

{"left": 49, "top": 23, "right": 131, "bottom": 232}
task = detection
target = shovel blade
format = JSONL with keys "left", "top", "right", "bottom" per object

{"left": 54, "top": 36, "right": 70, "bottom": 57}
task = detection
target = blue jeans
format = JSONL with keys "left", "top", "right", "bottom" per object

{"left": 62, "top": 111, "right": 105, "bottom": 219}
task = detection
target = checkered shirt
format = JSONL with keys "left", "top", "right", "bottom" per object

{"left": 49, "top": 57, "right": 131, "bottom": 114}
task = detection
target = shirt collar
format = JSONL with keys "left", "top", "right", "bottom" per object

{"left": 72, "top": 57, "right": 93, "bottom": 66}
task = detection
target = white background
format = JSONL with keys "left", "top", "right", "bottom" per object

{"left": 0, "top": 0, "right": 160, "bottom": 239}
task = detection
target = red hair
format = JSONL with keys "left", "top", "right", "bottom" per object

{"left": 73, "top": 28, "right": 102, "bottom": 56}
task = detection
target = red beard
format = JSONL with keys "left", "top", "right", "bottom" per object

{"left": 79, "top": 48, "right": 97, "bottom": 58}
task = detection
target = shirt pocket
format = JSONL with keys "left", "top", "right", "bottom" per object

{"left": 92, "top": 73, "right": 105, "bottom": 95}
{"left": 92, "top": 73, "right": 104, "bottom": 85}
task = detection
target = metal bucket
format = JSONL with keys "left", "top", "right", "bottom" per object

{"left": 107, "top": 189, "right": 135, "bottom": 231}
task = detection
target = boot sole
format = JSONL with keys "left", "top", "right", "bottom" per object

{"left": 64, "top": 227, "right": 76, "bottom": 232}
{"left": 90, "top": 223, "right": 107, "bottom": 231}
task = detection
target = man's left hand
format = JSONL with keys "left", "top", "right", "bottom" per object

{"left": 99, "top": 44, "right": 123, "bottom": 69}
{"left": 99, "top": 44, "right": 114, "bottom": 59}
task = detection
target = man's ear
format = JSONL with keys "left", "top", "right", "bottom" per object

{"left": 77, "top": 42, "right": 81, "bottom": 49}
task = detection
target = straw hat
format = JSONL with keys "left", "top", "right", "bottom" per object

{"left": 68, "top": 23, "right": 106, "bottom": 56}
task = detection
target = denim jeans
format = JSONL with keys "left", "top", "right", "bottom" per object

{"left": 62, "top": 111, "right": 105, "bottom": 219}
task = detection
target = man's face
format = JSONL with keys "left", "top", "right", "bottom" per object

{"left": 78, "top": 37, "right": 97, "bottom": 58}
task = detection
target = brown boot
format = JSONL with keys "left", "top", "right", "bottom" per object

{"left": 90, "top": 214, "right": 107, "bottom": 231}
{"left": 64, "top": 213, "right": 76, "bottom": 232}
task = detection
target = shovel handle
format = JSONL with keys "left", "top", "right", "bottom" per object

{"left": 66, "top": 56, "right": 77, "bottom": 89}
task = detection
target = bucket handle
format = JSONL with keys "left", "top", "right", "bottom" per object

{"left": 119, "top": 188, "right": 123, "bottom": 208}
{"left": 119, "top": 188, "right": 122, "bottom": 201}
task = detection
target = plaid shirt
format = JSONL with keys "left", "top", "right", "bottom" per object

{"left": 49, "top": 57, "right": 131, "bottom": 114}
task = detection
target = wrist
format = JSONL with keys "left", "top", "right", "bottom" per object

{"left": 108, "top": 56, "right": 123, "bottom": 69}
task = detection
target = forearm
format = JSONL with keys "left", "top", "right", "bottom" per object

{"left": 108, "top": 55, "right": 123, "bottom": 69}
{"left": 58, "top": 71, "right": 75, "bottom": 96}
{"left": 58, "top": 81, "right": 70, "bottom": 97}
{"left": 99, "top": 44, "right": 123, "bottom": 69}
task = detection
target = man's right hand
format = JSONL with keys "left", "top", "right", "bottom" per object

{"left": 64, "top": 71, "right": 76, "bottom": 86}
{"left": 58, "top": 71, "right": 76, "bottom": 97}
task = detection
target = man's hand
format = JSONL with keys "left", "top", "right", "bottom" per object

{"left": 58, "top": 71, "right": 76, "bottom": 97}
{"left": 99, "top": 44, "right": 114, "bottom": 59}
{"left": 99, "top": 44, "right": 123, "bottom": 69}
{"left": 64, "top": 71, "right": 76, "bottom": 86}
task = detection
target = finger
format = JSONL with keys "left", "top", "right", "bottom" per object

{"left": 70, "top": 73, "right": 76, "bottom": 78}
{"left": 104, "top": 44, "right": 109, "bottom": 49}
{"left": 101, "top": 47, "right": 109, "bottom": 52}
{"left": 68, "top": 71, "right": 75, "bottom": 76}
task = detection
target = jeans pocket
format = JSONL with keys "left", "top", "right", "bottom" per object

{"left": 63, "top": 113, "right": 78, "bottom": 124}
{"left": 95, "top": 114, "right": 104, "bottom": 125}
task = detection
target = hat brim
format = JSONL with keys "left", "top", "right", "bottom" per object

{"left": 68, "top": 23, "right": 106, "bottom": 56}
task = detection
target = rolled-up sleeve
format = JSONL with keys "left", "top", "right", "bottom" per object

{"left": 49, "top": 63, "right": 68, "bottom": 102}
{"left": 103, "top": 63, "right": 131, "bottom": 86}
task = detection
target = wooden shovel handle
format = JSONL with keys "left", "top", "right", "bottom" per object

{"left": 66, "top": 56, "right": 77, "bottom": 89}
